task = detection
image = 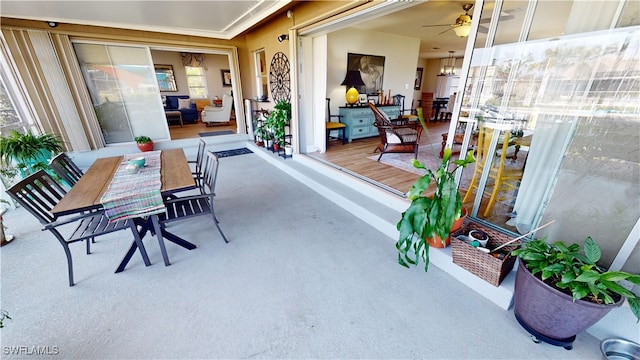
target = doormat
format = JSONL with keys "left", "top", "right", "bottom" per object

{"left": 214, "top": 148, "right": 253, "bottom": 158}
{"left": 199, "top": 130, "right": 235, "bottom": 137}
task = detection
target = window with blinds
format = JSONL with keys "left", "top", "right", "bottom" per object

{"left": 185, "top": 66, "right": 208, "bottom": 99}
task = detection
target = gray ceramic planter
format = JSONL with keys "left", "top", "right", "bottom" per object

{"left": 513, "top": 260, "right": 623, "bottom": 349}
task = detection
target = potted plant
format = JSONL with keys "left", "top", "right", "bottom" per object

{"left": 0, "top": 130, "right": 63, "bottom": 177}
{"left": 396, "top": 146, "right": 475, "bottom": 271}
{"left": 134, "top": 136, "right": 154, "bottom": 152}
{"left": 0, "top": 204, "right": 15, "bottom": 247}
{"left": 265, "top": 100, "right": 290, "bottom": 150}
{"left": 511, "top": 237, "right": 640, "bottom": 349}
{"left": 263, "top": 131, "right": 274, "bottom": 150}
{"left": 253, "top": 126, "right": 265, "bottom": 147}
{"left": 253, "top": 110, "right": 269, "bottom": 147}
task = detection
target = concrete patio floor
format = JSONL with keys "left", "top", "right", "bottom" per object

{"left": 0, "top": 151, "right": 603, "bottom": 359}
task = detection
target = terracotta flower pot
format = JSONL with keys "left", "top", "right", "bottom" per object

{"left": 137, "top": 141, "right": 154, "bottom": 152}
{"left": 450, "top": 207, "right": 468, "bottom": 233}
{"left": 427, "top": 233, "right": 450, "bottom": 248}
{"left": 427, "top": 207, "right": 468, "bottom": 248}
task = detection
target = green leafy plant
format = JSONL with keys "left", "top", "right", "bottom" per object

{"left": 0, "top": 130, "right": 63, "bottom": 177}
{"left": 253, "top": 110, "right": 269, "bottom": 144}
{"left": 396, "top": 147, "right": 475, "bottom": 271}
{"left": 253, "top": 125, "right": 266, "bottom": 144}
{"left": 134, "top": 136, "right": 152, "bottom": 144}
{"left": 512, "top": 237, "right": 640, "bottom": 321}
{"left": 265, "top": 100, "right": 290, "bottom": 146}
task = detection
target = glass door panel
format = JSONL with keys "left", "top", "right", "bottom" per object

{"left": 73, "top": 43, "right": 167, "bottom": 144}
{"left": 456, "top": 0, "right": 639, "bottom": 250}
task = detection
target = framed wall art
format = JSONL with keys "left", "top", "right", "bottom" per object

{"left": 347, "top": 53, "right": 385, "bottom": 95}
{"left": 154, "top": 64, "right": 177, "bottom": 92}
{"left": 221, "top": 69, "right": 232, "bottom": 87}
{"left": 415, "top": 67, "right": 424, "bottom": 90}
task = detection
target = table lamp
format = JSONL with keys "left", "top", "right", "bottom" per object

{"left": 341, "top": 70, "right": 365, "bottom": 105}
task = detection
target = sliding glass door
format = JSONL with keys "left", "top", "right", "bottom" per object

{"left": 73, "top": 43, "right": 167, "bottom": 144}
{"left": 456, "top": 0, "right": 639, "bottom": 269}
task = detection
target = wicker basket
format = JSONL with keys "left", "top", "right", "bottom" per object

{"left": 451, "top": 222, "right": 518, "bottom": 287}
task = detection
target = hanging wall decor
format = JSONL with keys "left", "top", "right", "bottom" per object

{"left": 415, "top": 67, "right": 424, "bottom": 90}
{"left": 347, "top": 53, "right": 385, "bottom": 95}
{"left": 269, "top": 52, "right": 291, "bottom": 103}
{"left": 154, "top": 64, "right": 177, "bottom": 92}
{"left": 221, "top": 69, "right": 232, "bottom": 87}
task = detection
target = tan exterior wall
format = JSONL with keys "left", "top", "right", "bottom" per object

{"left": 0, "top": 1, "right": 351, "bottom": 121}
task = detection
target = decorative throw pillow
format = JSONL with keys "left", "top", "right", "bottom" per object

{"left": 178, "top": 98, "right": 191, "bottom": 109}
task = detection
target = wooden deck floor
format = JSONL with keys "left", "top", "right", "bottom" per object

{"left": 307, "top": 121, "right": 516, "bottom": 229}
{"left": 309, "top": 121, "right": 452, "bottom": 194}
{"left": 168, "top": 120, "right": 237, "bottom": 140}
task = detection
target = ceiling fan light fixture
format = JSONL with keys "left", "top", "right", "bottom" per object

{"left": 453, "top": 23, "right": 471, "bottom": 37}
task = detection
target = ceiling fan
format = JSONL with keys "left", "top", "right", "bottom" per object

{"left": 422, "top": 3, "right": 514, "bottom": 37}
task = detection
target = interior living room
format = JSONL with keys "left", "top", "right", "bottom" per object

{"left": 151, "top": 50, "right": 238, "bottom": 140}
{"left": 1, "top": 1, "right": 638, "bottom": 354}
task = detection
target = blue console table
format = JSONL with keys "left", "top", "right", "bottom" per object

{"left": 339, "top": 105, "right": 400, "bottom": 143}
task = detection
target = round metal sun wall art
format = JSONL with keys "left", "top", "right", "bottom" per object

{"left": 269, "top": 52, "right": 291, "bottom": 103}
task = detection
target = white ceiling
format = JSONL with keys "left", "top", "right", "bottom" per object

{"left": 0, "top": 0, "right": 292, "bottom": 40}
{"left": 0, "top": 1, "right": 524, "bottom": 59}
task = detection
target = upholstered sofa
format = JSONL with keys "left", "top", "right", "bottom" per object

{"left": 164, "top": 95, "right": 199, "bottom": 123}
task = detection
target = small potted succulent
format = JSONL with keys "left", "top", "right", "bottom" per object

{"left": 253, "top": 126, "right": 265, "bottom": 147}
{"left": 134, "top": 136, "right": 154, "bottom": 152}
{"left": 511, "top": 236, "right": 640, "bottom": 349}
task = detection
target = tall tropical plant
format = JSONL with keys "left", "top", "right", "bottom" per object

{"left": 396, "top": 147, "right": 475, "bottom": 271}
{"left": 395, "top": 107, "right": 475, "bottom": 271}
{"left": 0, "top": 130, "right": 63, "bottom": 177}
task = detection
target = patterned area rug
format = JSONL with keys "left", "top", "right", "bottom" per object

{"left": 367, "top": 143, "right": 527, "bottom": 209}
{"left": 199, "top": 130, "right": 235, "bottom": 137}
{"left": 214, "top": 148, "right": 253, "bottom": 158}
{"left": 367, "top": 143, "right": 473, "bottom": 180}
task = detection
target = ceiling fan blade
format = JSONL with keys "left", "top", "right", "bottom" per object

{"left": 478, "top": 25, "right": 489, "bottom": 34}
{"left": 438, "top": 27, "right": 454, "bottom": 35}
{"left": 422, "top": 24, "right": 451, "bottom": 28}
{"left": 479, "top": 14, "right": 515, "bottom": 23}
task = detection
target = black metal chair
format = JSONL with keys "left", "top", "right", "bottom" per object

{"left": 154, "top": 151, "right": 228, "bottom": 264}
{"left": 187, "top": 139, "right": 207, "bottom": 191}
{"left": 48, "top": 152, "right": 84, "bottom": 187}
{"left": 6, "top": 170, "right": 151, "bottom": 286}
